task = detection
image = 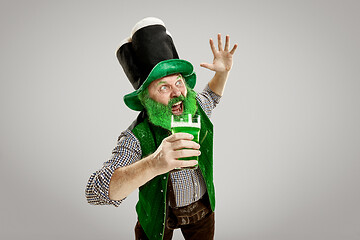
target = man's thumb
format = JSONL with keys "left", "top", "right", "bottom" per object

{"left": 200, "top": 63, "right": 213, "bottom": 70}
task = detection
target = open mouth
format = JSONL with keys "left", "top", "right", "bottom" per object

{"left": 171, "top": 101, "right": 184, "bottom": 115}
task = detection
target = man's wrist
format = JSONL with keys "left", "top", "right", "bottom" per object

{"left": 144, "top": 153, "right": 160, "bottom": 177}
{"left": 215, "top": 71, "right": 229, "bottom": 77}
{"left": 208, "top": 71, "right": 229, "bottom": 96}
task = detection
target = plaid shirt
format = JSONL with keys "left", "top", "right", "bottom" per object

{"left": 85, "top": 84, "right": 221, "bottom": 207}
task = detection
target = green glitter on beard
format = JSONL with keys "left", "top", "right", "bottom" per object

{"left": 139, "top": 85, "right": 198, "bottom": 130}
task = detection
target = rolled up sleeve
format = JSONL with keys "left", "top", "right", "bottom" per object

{"left": 196, "top": 84, "right": 222, "bottom": 118}
{"left": 85, "top": 129, "right": 141, "bottom": 207}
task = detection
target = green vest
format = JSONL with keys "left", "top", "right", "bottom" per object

{"left": 131, "top": 103, "right": 215, "bottom": 240}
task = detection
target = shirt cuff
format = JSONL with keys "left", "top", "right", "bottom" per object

{"left": 204, "top": 84, "right": 222, "bottom": 105}
{"left": 87, "top": 166, "right": 124, "bottom": 207}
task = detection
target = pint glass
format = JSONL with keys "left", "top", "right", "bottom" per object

{"left": 171, "top": 114, "right": 200, "bottom": 170}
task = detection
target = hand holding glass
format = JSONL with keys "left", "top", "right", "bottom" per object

{"left": 171, "top": 114, "right": 200, "bottom": 170}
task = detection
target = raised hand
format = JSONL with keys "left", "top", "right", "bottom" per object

{"left": 200, "top": 34, "right": 238, "bottom": 73}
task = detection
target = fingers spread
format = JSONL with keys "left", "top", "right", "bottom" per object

{"left": 224, "top": 35, "right": 230, "bottom": 51}
{"left": 209, "top": 38, "right": 217, "bottom": 55}
{"left": 230, "top": 43, "right": 238, "bottom": 55}
{"left": 217, "top": 33, "right": 223, "bottom": 51}
{"left": 200, "top": 63, "right": 214, "bottom": 71}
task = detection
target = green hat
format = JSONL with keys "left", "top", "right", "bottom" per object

{"left": 116, "top": 17, "right": 196, "bottom": 111}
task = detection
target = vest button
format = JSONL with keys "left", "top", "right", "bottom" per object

{"left": 160, "top": 189, "right": 163, "bottom": 192}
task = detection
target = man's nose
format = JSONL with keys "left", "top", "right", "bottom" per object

{"left": 170, "top": 87, "right": 181, "bottom": 98}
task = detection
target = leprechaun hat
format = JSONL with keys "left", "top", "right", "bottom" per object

{"left": 116, "top": 17, "right": 196, "bottom": 111}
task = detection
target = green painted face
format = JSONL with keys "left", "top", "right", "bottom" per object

{"left": 139, "top": 85, "right": 197, "bottom": 130}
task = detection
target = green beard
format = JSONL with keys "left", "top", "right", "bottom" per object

{"left": 138, "top": 87, "right": 198, "bottom": 130}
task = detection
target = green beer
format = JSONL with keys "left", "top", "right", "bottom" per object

{"left": 171, "top": 114, "right": 201, "bottom": 170}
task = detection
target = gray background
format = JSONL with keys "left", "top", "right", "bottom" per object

{"left": 1, "top": 0, "right": 359, "bottom": 239}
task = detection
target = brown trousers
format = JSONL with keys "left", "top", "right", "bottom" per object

{"left": 135, "top": 195, "right": 214, "bottom": 240}
{"left": 135, "top": 179, "right": 214, "bottom": 240}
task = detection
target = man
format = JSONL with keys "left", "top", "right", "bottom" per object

{"left": 85, "top": 17, "right": 237, "bottom": 240}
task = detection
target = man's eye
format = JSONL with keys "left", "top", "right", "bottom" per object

{"left": 160, "top": 86, "right": 167, "bottom": 91}
{"left": 175, "top": 81, "right": 183, "bottom": 86}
